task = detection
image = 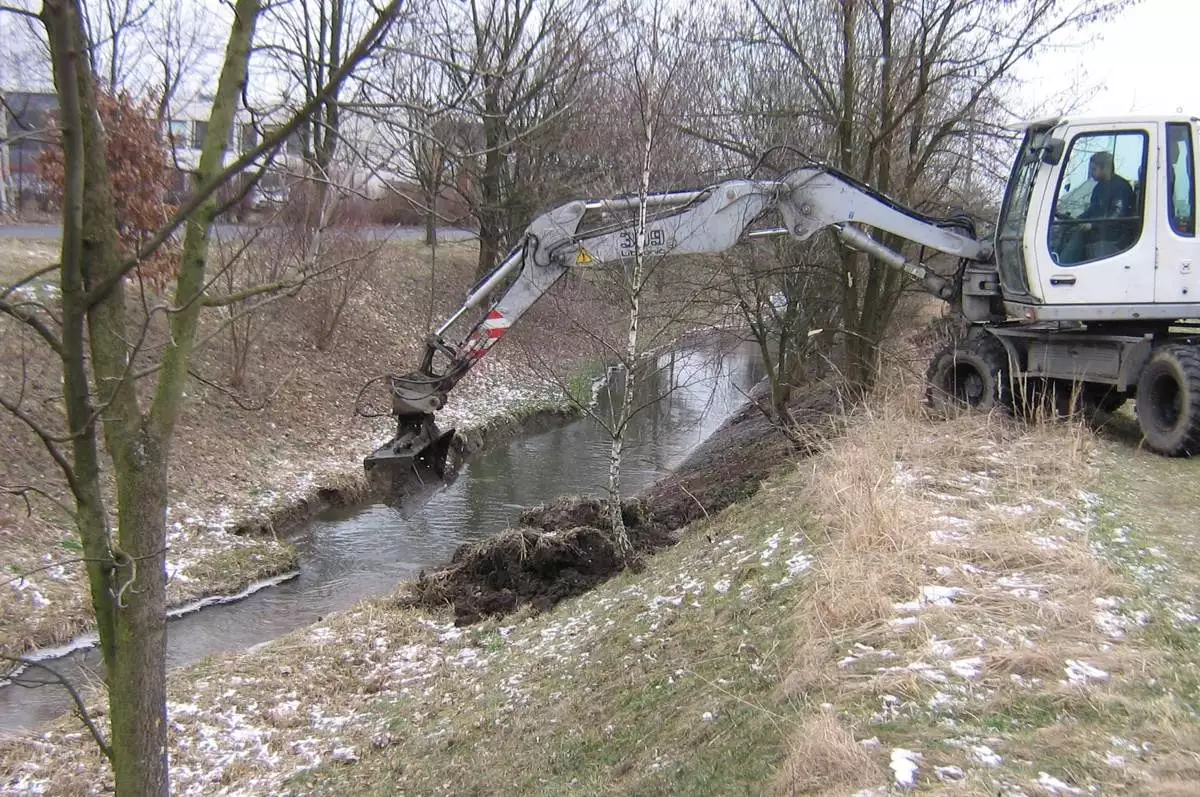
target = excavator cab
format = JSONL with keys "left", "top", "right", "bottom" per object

{"left": 996, "top": 116, "right": 1199, "bottom": 316}
{"left": 932, "top": 115, "right": 1200, "bottom": 456}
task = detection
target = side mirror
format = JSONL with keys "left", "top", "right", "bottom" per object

{"left": 1040, "top": 138, "right": 1065, "bottom": 165}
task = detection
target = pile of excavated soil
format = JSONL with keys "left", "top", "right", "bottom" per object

{"left": 406, "top": 385, "right": 842, "bottom": 625}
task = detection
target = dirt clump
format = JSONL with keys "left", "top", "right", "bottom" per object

{"left": 406, "top": 385, "right": 841, "bottom": 626}
{"left": 410, "top": 496, "right": 675, "bottom": 625}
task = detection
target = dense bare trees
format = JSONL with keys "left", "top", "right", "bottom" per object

{"left": 677, "top": 0, "right": 1130, "bottom": 388}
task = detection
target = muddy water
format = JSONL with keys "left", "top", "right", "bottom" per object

{"left": 0, "top": 339, "right": 764, "bottom": 731}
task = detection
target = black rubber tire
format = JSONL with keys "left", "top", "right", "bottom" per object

{"left": 925, "top": 332, "right": 1013, "bottom": 412}
{"left": 1135, "top": 344, "right": 1200, "bottom": 456}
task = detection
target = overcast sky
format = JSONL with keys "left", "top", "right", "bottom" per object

{"left": 1026, "top": 0, "right": 1199, "bottom": 118}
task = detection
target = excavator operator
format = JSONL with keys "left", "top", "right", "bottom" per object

{"left": 1058, "top": 151, "right": 1137, "bottom": 264}
{"left": 1079, "top": 151, "right": 1137, "bottom": 262}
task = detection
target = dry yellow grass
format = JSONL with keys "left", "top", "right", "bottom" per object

{"left": 771, "top": 710, "right": 885, "bottom": 796}
{"left": 770, "top": 359, "right": 1198, "bottom": 793}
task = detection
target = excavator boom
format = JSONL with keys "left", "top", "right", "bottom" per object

{"left": 364, "top": 163, "right": 994, "bottom": 489}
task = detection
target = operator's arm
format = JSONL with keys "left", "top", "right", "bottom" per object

{"left": 365, "top": 163, "right": 990, "bottom": 479}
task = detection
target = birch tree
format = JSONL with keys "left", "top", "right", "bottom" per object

{"left": 599, "top": 0, "right": 695, "bottom": 558}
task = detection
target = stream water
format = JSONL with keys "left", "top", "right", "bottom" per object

{"left": 0, "top": 338, "right": 764, "bottom": 731}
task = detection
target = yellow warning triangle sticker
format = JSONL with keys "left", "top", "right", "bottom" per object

{"left": 575, "top": 248, "right": 594, "bottom": 265}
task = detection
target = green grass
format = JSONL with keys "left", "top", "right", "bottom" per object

{"left": 287, "top": 474, "right": 816, "bottom": 795}
{"left": 566, "top": 359, "right": 609, "bottom": 408}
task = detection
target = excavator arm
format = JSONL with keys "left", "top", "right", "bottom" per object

{"left": 363, "top": 164, "right": 994, "bottom": 484}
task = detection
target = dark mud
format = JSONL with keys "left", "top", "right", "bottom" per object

{"left": 407, "top": 385, "right": 841, "bottom": 625}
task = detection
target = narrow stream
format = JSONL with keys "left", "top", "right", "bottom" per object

{"left": 0, "top": 339, "right": 764, "bottom": 731}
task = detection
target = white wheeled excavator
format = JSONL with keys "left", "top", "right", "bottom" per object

{"left": 363, "top": 114, "right": 1200, "bottom": 485}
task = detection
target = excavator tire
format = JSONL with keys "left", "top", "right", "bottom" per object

{"left": 1135, "top": 343, "right": 1200, "bottom": 456}
{"left": 925, "top": 332, "right": 1013, "bottom": 413}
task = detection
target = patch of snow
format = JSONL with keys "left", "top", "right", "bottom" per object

{"left": 949, "top": 657, "right": 984, "bottom": 680}
{"left": 930, "top": 528, "right": 971, "bottom": 544}
{"left": 929, "top": 691, "right": 957, "bottom": 710}
{"left": 648, "top": 594, "right": 683, "bottom": 609}
{"left": 929, "top": 639, "right": 957, "bottom": 660}
{"left": 935, "top": 765, "right": 965, "bottom": 782}
{"left": 922, "top": 585, "right": 965, "bottom": 605}
{"left": 897, "top": 586, "right": 965, "bottom": 612}
{"left": 167, "top": 571, "right": 300, "bottom": 619}
{"left": 1036, "top": 772, "right": 1084, "bottom": 795}
{"left": 712, "top": 579, "right": 731, "bottom": 594}
{"left": 889, "top": 748, "right": 922, "bottom": 788}
{"left": 971, "top": 744, "right": 1003, "bottom": 767}
{"left": 785, "top": 553, "right": 813, "bottom": 576}
{"left": 330, "top": 747, "right": 359, "bottom": 764}
{"left": 1064, "top": 659, "right": 1109, "bottom": 686}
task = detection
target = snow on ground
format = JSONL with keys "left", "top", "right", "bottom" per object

{"left": 1, "top": 488, "right": 815, "bottom": 795}
{"left": 830, "top": 432, "right": 1148, "bottom": 795}
{"left": 3, "top": 353, "right": 567, "bottom": 664}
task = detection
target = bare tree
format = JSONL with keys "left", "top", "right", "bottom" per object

{"left": 145, "top": 0, "right": 215, "bottom": 123}
{"left": 698, "top": 0, "right": 1131, "bottom": 386}
{"left": 430, "top": 0, "right": 610, "bottom": 278}
{"left": 80, "top": 0, "right": 153, "bottom": 92}
{"left": 0, "top": 2, "right": 402, "bottom": 795}
{"left": 399, "top": 61, "right": 464, "bottom": 245}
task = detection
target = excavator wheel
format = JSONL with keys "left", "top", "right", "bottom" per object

{"left": 1135, "top": 343, "right": 1200, "bottom": 456}
{"left": 925, "top": 332, "right": 1013, "bottom": 413}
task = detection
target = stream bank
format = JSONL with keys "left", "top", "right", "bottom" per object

{"left": 407, "top": 382, "right": 842, "bottom": 625}
{"left": 0, "top": 337, "right": 765, "bottom": 731}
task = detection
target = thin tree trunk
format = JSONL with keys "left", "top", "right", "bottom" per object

{"left": 608, "top": 115, "right": 655, "bottom": 561}
{"left": 424, "top": 185, "right": 438, "bottom": 245}
{"left": 476, "top": 84, "right": 505, "bottom": 278}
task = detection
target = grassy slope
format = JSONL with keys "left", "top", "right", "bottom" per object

{"left": 294, "top": 390, "right": 1200, "bottom": 796}
{"left": 6, "top": 368, "right": 1200, "bottom": 794}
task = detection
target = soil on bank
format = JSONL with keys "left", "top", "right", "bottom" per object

{"left": 407, "top": 385, "right": 842, "bottom": 625}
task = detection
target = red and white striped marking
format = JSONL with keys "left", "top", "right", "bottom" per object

{"left": 482, "top": 310, "right": 512, "bottom": 339}
{"left": 467, "top": 310, "right": 512, "bottom": 359}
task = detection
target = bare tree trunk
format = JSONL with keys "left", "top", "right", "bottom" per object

{"left": 477, "top": 91, "right": 505, "bottom": 278}
{"left": 42, "top": 0, "right": 261, "bottom": 792}
{"left": 424, "top": 186, "right": 438, "bottom": 245}
{"left": 607, "top": 115, "right": 655, "bottom": 562}
{"left": 0, "top": 108, "right": 10, "bottom": 215}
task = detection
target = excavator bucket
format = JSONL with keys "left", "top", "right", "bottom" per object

{"left": 363, "top": 414, "right": 456, "bottom": 498}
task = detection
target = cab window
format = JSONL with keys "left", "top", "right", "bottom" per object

{"left": 1166, "top": 122, "right": 1195, "bottom": 236}
{"left": 1048, "top": 131, "right": 1147, "bottom": 266}
{"left": 994, "top": 130, "right": 1045, "bottom": 295}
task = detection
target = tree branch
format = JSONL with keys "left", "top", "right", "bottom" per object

{"left": 0, "top": 393, "right": 81, "bottom": 500}
{"left": 0, "top": 655, "right": 113, "bottom": 762}
{"left": 81, "top": 0, "right": 406, "bottom": 309}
